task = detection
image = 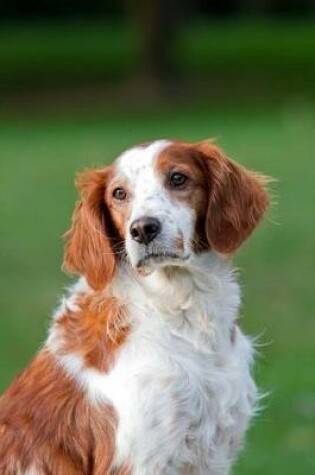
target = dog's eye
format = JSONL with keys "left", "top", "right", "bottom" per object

{"left": 170, "top": 172, "right": 188, "bottom": 188}
{"left": 113, "top": 187, "right": 127, "bottom": 201}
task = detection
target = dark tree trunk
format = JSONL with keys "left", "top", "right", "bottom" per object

{"left": 126, "top": 0, "right": 183, "bottom": 87}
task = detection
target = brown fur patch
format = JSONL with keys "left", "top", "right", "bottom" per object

{"left": 105, "top": 176, "right": 133, "bottom": 241}
{"left": 0, "top": 350, "right": 118, "bottom": 474}
{"left": 156, "top": 142, "right": 211, "bottom": 251}
{"left": 196, "top": 141, "right": 270, "bottom": 253}
{"left": 56, "top": 292, "right": 130, "bottom": 372}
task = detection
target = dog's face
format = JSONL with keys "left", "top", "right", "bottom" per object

{"left": 107, "top": 140, "right": 206, "bottom": 271}
{"left": 64, "top": 140, "right": 269, "bottom": 289}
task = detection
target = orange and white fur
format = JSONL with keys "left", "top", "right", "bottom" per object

{"left": 0, "top": 140, "right": 269, "bottom": 474}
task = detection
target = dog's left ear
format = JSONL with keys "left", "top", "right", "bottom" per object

{"left": 63, "top": 167, "right": 117, "bottom": 290}
{"left": 197, "top": 141, "right": 270, "bottom": 254}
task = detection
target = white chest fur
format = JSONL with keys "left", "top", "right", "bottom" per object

{"left": 108, "top": 255, "right": 257, "bottom": 474}
{"left": 56, "top": 254, "right": 257, "bottom": 475}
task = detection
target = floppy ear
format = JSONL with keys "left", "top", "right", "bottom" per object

{"left": 63, "top": 167, "right": 116, "bottom": 290}
{"left": 198, "top": 141, "right": 270, "bottom": 254}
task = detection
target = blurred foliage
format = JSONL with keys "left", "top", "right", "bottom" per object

{"left": 0, "top": 20, "right": 315, "bottom": 93}
{"left": 0, "top": 22, "right": 136, "bottom": 88}
{"left": 1, "top": 0, "right": 315, "bottom": 20}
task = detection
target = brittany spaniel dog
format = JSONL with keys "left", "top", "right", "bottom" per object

{"left": 0, "top": 140, "right": 269, "bottom": 475}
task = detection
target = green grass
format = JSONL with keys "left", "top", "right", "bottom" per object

{"left": 0, "top": 102, "right": 314, "bottom": 474}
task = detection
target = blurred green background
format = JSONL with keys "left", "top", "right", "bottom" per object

{"left": 0, "top": 1, "right": 314, "bottom": 474}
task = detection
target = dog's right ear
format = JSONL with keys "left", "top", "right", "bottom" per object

{"left": 63, "top": 167, "right": 116, "bottom": 290}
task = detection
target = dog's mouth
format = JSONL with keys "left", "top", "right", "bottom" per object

{"left": 136, "top": 252, "right": 190, "bottom": 269}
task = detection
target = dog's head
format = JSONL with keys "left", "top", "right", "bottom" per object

{"left": 63, "top": 140, "right": 270, "bottom": 289}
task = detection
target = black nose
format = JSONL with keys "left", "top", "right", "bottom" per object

{"left": 130, "top": 217, "right": 161, "bottom": 245}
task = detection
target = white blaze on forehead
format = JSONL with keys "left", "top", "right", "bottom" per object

{"left": 116, "top": 140, "right": 171, "bottom": 187}
{"left": 116, "top": 140, "right": 172, "bottom": 220}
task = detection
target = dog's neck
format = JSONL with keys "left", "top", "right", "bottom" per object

{"left": 111, "top": 252, "right": 240, "bottom": 352}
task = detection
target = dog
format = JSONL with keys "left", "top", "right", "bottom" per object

{"left": 0, "top": 139, "right": 269, "bottom": 474}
